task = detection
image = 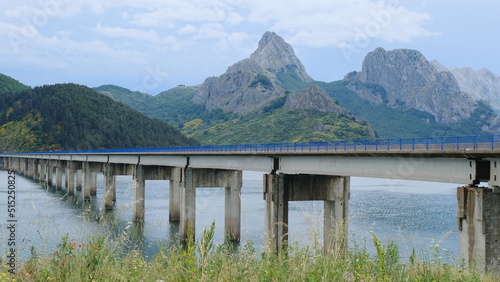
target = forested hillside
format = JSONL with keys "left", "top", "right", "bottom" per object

{"left": 317, "top": 80, "right": 495, "bottom": 137}
{"left": 0, "top": 83, "right": 198, "bottom": 152}
{"left": 0, "top": 73, "right": 30, "bottom": 93}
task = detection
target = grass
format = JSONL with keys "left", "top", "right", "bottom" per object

{"left": 1, "top": 223, "right": 498, "bottom": 281}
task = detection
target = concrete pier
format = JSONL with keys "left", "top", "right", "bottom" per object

{"left": 180, "top": 168, "right": 242, "bottom": 242}
{"left": 83, "top": 162, "right": 100, "bottom": 201}
{"left": 103, "top": 163, "right": 117, "bottom": 210}
{"left": 76, "top": 169, "right": 83, "bottom": 191}
{"left": 66, "top": 161, "right": 76, "bottom": 195}
{"left": 169, "top": 167, "right": 182, "bottom": 222}
{"left": 264, "top": 173, "right": 350, "bottom": 252}
{"left": 133, "top": 165, "right": 145, "bottom": 222}
{"left": 457, "top": 186, "right": 500, "bottom": 271}
{"left": 55, "top": 163, "right": 63, "bottom": 190}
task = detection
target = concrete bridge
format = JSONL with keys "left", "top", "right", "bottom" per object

{"left": 1, "top": 135, "right": 500, "bottom": 270}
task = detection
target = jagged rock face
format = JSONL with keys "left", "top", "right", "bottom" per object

{"left": 192, "top": 70, "right": 285, "bottom": 115}
{"left": 431, "top": 60, "right": 500, "bottom": 111}
{"left": 285, "top": 85, "right": 348, "bottom": 114}
{"left": 192, "top": 31, "right": 311, "bottom": 114}
{"left": 448, "top": 67, "right": 500, "bottom": 111}
{"left": 248, "top": 31, "right": 313, "bottom": 82}
{"left": 350, "top": 47, "right": 478, "bottom": 123}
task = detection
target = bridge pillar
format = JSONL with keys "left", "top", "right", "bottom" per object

{"left": 264, "top": 173, "right": 350, "bottom": 253}
{"left": 47, "top": 162, "right": 54, "bottom": 187}
{"left": 180, "top": 168, "right": 196, "bottom": 241}
{"left": 169, "top": 167, "right": 182, "bottom": 222}
{"left": 225, "top": 170, "right": 242, "bottom": 241}
{"left": 90, "top": 171, "right": 97, "bottom": 195}
{"left": 64, "top": 167, "right": 69, "bottom": 188}
{"left": 26, "top": 159, "right": 32, "bottom": 178}
{"left": 133, "top": 165, "right": 145, "bottom": 222}
{"left": 104, "top": 163, "right": 117, "bottom": 210}
{"left": 76, "top": 169, "right": 83, "bottom": 191}
{"left": 83, "top": 162, "right": 100, "bottom": 200}
{"left": 55, "top": 162, "right": 63, "bottom": 190}
{"left": 132, "top": 164, "right": 177, "bottom": 221}
{"left": 21, "top": 158, "right": 27, "bottom": 176}
{"left": 66, "top": 161, "right": 75, "bottom": 195}
{"left": 180, "top": 168, "right": 243, "bottom": 242}
{"left": 39, "top": 160, "right": 47, "bottom": 183}
{"left": 457, "top": 186, "right": 500, "bottom": 271}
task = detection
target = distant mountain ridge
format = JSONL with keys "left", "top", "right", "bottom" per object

{"left": 95, "top": 32, "right": 500, "bottom": 141}
{"left": 4, "top": 31, "right": 499, "bottom": 151}
{"left": 96, "top": 32, "right": 376, "bottom": 144}
{"left": 0, "top": 83, "right": 198, "bottom": 152}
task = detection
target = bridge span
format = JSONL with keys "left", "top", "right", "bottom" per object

{"left": 1, "top": 135, "right": 500, "bottom": 270}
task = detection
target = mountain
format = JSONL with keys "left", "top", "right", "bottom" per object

{"left": 345, "top": 48, "right": 480, "bottom": 124}
{"left": 97, "top": 32, "right": 375, "bottom": 144}
{"left": 96, "top": 33, "right": 500, "bottom": 142}
{"left": 0, "top": 83, "right": 198, "bottom": 152}
{"left": 183, "top": 85, "right": 375, "bottom": 144}
{"left": 192, "top": 31, "right": 313, "bottom": 115}
{"left": 429, "top": 62, "right": 500, "bottom": 112}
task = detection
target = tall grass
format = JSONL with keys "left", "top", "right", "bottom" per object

{"left": 1, "top": 223, "right": 498, "bottom": 281}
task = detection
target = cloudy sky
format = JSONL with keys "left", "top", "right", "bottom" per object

{"left": 1, "top": 0, "right": 499, "bottom": 94}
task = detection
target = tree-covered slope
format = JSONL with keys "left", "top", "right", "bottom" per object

{"left": 317, "top": 80, "right": 495, "bottom": 138}
{"left": 0, "top": 83, "right": 198, "bottom": 152}
{"left": 0, "top": 73, "right": 30, "bottom": 93}
{"left": 181, "top": 107, "right": 374, "bottom": 144}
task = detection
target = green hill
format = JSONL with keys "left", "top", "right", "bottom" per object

{"left": 0, "top": 73, "right": 30, "bottom": 93}
{"left": 0, "top": 83, "right": 198, "bottom": 152}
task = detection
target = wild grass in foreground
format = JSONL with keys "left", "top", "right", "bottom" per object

{"left": 1, "top": 224, "right": 498, "bottom": 281}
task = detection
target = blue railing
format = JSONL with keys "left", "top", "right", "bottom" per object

{"left": 2, "top": 135, "right": 500, "bottom": 155}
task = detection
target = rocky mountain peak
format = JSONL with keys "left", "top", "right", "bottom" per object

{"left": 192, "top": 31, "right": 313, "bottom": 115}
{"left": 348, "top": 47, "right": 478, "bottom": 123}
{"left": 248, "top": 32, "right": 312, "bottom": 81}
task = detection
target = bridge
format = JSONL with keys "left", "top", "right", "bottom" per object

{"left": 2, "top": 135, "right": 500, "bottom": 270}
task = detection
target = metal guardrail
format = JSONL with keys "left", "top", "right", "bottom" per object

{"left": 2, "top": 135, "right": 500, "bottom": 155}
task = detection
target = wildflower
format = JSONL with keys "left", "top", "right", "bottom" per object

{"left": 93, "top": 245, "right": 99, "bottom": 249}
{"left": 72, "top": 242, "right": 77, "bottom": 247}
{"left": 79, "top": 244, "right": 86, "bottom": 247}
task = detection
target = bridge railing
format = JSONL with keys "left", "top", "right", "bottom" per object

{"left": 3, "top": 135, "right": 500, "bottom": 155}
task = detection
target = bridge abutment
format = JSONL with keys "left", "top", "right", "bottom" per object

{"left": 457, "top": 186, "right": 500, "bottom": 271}
{"left": 264, "top": 173, "right": 350, "bottom": 253}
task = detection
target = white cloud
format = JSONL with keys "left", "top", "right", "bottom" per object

{"left": 178, "top": 24, "right": 197, "bottom": 34}
{"left": 244, "top": 0, "right": 436, "bottom": 47}
{"left": 95, "top": 24, "right": 160, "bottom": 42}
{"left": 0, "top": 0, "right": 440, "bottom": 89}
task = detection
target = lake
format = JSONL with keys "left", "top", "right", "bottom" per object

{"left": 0, "top": 169, "right": 459, "bottom": 262}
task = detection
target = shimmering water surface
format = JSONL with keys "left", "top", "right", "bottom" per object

{"left": 0, "top": 170, "right": 459, "bottom": 262}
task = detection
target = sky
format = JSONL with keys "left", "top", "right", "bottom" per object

{"left": 1, "top": 0, "right": 499, "bottom": 95}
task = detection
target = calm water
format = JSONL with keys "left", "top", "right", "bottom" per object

{"left": 0, "top": 170, "right": 459, "bottom": 262}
